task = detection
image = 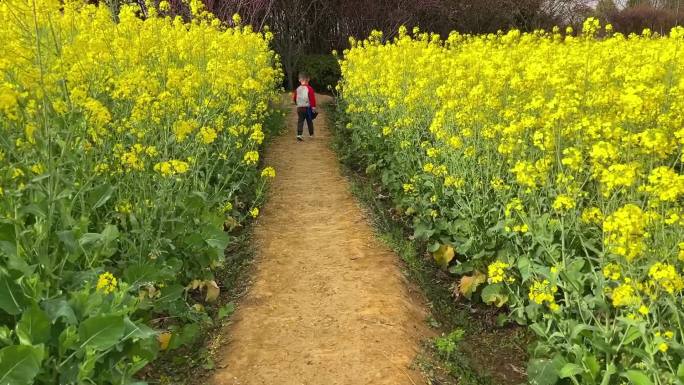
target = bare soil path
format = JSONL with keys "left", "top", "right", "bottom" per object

{"left": 210, "top": 95, "right": 433, "bottom": 385}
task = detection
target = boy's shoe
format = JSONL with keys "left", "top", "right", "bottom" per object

{"left": 296, "top": 135, "right": 303, "bottom": 141}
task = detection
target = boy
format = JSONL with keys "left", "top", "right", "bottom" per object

{"left": 293, "top": 73, "right": 316, "bottom": 141}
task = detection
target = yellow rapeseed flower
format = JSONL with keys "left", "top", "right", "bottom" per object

{"left": 261, "top": 166, "right": 276, "bottom": 178}
{"left": 96, "top": 272, "right": 118, "bottom": 294}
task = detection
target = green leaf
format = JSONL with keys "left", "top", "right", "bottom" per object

{"left": 454, "top": 238, "right": 473, "bottom": 254}
{"left": 58, "top": 326, "right": 78, "bottom": 356}
{"left": 4, "top": 253, "right": 33, "bottom": 276}
{"left": 101, "top": 225, "right": 119, "bottom": 244}
{"left": 590, "top": 335, "right": 617, "bottom": 354}
{"left": 600, "top": 363, "right": 617, "bottom": 385}
{"left": 582, "top": 354, "right": 600, "bottom": 380}
{"left": 184, "top": 191, "right": 208, "bottom": 211}
{"left": 449, "top": 261, "right": 474, "bottom": 275}
{"left": 123, "top": 317, "right": 156, "bottom": 341}
{"left": 413, "top": 222, "right": 435, "bottom": 240}
{"left": 57, "top": 230, "right": 79, "bottom": 254}
{"left": 0, "top": 222, "right": 17, "bottom": 259}
{"left": 559, "top": 363, "right": 583, "bottom": 379}
{"left": 16, "top": 305, "right": 51, "bottom": 345}
{"left": 42, "top": 298, "right": 77, "bottom": 325}
{"left": 622, "top": 326, "right": 642, "bottom": 346}
{"left": 205, "top": 230, "right": 230, "bottom": 255}
{"left": 156, "top": 284, "right": 185, "bottom": 304}
{"left": 528, "top": 356, "right": 565, "bottom": 385}
{"left": 677, "top": 362, "right": 684, "bottom": 380}
{"left": 18, "top": 204, "right": 47, "bottom": 219}
{"left": 218, "top": 303, "right": 236, "bottom": 320}
{"left": 0, "top": 345, "right": 44, "bottom": 385}
{"left": 78, "top": 232, "right": 103, "bottom": 247}
{"left": 517, "top": 255, "right": 531, "bottom": 283}
{"left": 570, "top": 323, "right": 592, "bottom": 341}
{"left": 624, "top": 370, "right": 654, "bottom": 385}
{"left": 562, "top": 259, "right": 586, "bottom": 288}
{"left": 168, "top": 323, "right": 201, "bottom": 350}
{"left": 78, "top": 314, "right": 125, "bottom": 351}
{"left": 0, "top": 326, "right": 12, "bottom": 346}
{"left": 481, "top": 283, "right": 509, "bottom": 307}
{"left": 87, "top": 183, "right": 114, "bottom": 210}
{"left": 0, "top": 276, "right": 26, "bottom": 315}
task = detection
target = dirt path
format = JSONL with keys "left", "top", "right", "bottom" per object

{"left": 211, "top": 95, "right": 432, "bottom": 385}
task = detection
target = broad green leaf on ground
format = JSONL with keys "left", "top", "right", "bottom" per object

{"left": 78, "top": 314, "right": 125, "bottom": 350}
{"left": 16, "top": 305, "right": 51, "bottom": 345}
{"left": 0, "top": 345, "right": 44, "bottom": 385}
{"left": 528, "top": 356, "right": 565, "bottom": 385}
{"left": 481, "top": 283, "right": 509, "bottom": 307}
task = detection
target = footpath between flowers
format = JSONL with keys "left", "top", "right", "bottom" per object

{"left": 208, "top": 95, "right": 433, "bottom": 385}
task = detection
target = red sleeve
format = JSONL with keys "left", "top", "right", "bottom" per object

{"left": 307, "top": 85, "right": 316, "bottom": 108}
{"left": 292, "top": 88, "right": 297, "bottom": 103}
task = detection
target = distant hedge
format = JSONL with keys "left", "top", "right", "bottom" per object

{"left": 296, "top": 54, "right": 341, "bottom": 92}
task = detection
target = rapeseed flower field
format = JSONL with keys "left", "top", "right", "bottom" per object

{"left": 0, "top": 0, "right": 280, "bottom": 383}
{"left": 339, "top": 19, "right": 684, "bottom": 385}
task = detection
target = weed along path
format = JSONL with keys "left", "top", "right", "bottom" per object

{"left": 210, "top": 95, "right": 433, "bottom": 385}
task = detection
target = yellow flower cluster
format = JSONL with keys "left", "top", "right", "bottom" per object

{"left": 487, "top": 261, "right": 514, "bottom": 284}
{"left": 602, "top": 204, "right": 648, "bottom": 261}
{"left": 199, "top": 127, "right": 218, "bottom": 145}
{"left": 648, "top": 263, "right": 684, "bottom": 294}
{"left": 243, "top": 151, "right": 259, "bottom": 165}
{"left": 602, "top": 263, "right": 621, "bottom": 281}
{"left": 261, "top": 166, "right": 276, "bottom": 178}
{"left": 639, "top": 167, "right": 684, "bottom": 202}
{"left": 552, "top": 195, "right": 575, "bottom": 213}
{"left": 610, "top": 283, "right": 640, "bottom": 307}
{"left": 504, "top": 198, "right": 524, "bottom": 217}
{"left": 528, "top": 279, "right": 559, "bottom": 311}
{"left": 116, "top": 201, "right": 133, "bottom": 214}
{"left": 96, "top": 272, "right": 118, "bottom": 294}
{"left": 581, "top": 207, "right": 603, "bottom": 225}
{"left": 153, "top": 160, "right": 190, "bottom": 177}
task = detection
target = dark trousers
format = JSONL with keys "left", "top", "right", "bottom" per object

{"left": 297, "top": 107, "right": 314, "bottom": 136}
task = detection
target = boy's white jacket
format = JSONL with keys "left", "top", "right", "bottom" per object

{"left": 295, "top": 85, "right": 311, "bottom": 107}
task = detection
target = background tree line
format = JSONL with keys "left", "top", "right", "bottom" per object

{"left": 103, "top": 0, "right": 682, "bottom": 89}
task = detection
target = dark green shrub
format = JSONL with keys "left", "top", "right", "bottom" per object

{"left": 297, "top": 54, "right": 341, "bottom": 92}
